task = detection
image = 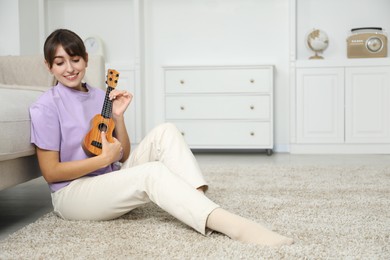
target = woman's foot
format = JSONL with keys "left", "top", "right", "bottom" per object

{"left": 207, "top": 208, "right": 294, "bottom": 247}
{"left": 231, "top": 217, "right": 294, "bottom": 247}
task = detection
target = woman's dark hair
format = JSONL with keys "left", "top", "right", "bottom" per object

{"left": 44, "top": 29, "right": 87, "bottom": 68}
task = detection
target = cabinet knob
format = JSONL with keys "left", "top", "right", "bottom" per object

{"left": 250, "top": 105, "right": 254, "bottom": 110}
{"left": 181, "top": 132, "right": 185, "bottom": 136}
{"left": 180, "top": 106, "right": 185, "bottom": 110}
{"left": 250, "top": 79, "right": 255, "bottom": 83}
{"left": 180, "top": 80, "right": 185, "bottom": 85}
{"left": 250, "top": 132, "right": 255, "bottom": 136}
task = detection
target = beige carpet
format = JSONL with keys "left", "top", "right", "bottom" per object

{"left": 1, "top": 164, "right": 389, "bottom": 259}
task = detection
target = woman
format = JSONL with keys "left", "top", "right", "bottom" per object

{"left": 30, "top": 28, "right": 293, "bottom": 247}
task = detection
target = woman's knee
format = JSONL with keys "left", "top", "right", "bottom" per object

{"left": 155, "top": 122, "right": 181, "bottom": 136}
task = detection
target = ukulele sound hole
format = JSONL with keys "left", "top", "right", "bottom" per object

{"left": 98, "top": 123, "right": 108, "bottom": 132}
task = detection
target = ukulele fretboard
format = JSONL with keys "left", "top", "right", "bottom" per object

{"left": 101, "top": 87, "right": 114, "bottom": 118}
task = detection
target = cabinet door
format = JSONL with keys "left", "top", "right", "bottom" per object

{"left": 296, "top": 68, "right": 344, "bottom": 143}
{"left": 345, "top": 67, "right": 390, "bottom": 143}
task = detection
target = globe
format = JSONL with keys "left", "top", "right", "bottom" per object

{"left": 306, "top": 29, "right": 329, "bottom": 59}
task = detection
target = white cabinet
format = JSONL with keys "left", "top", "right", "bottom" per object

{"left": 296, "top": 68, "right": 344, "bottom": 143}
{"left": 290, "top": 0, "right": 390, "bottom": 153}
{"left": 345, "top": 66, "right": 390, "bottom": 143}
{"left": 163, "top": 65, "right": 274, "bottom": 153}
{"left": 294, "top": 65, "right": 390, "bottom": 153}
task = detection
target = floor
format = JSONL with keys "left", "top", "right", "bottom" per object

{"left": 1, "top": 153, "right": 389, "bottom": 241}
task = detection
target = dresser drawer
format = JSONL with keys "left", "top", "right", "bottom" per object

{"left": 165, "top": 66, "right": 272, "bottom": 94}
{"left": 173, "top": 121, "right": 272, "bottom": 147}
{"left": 166, "top": 95, "right": 270, "bottom": 120}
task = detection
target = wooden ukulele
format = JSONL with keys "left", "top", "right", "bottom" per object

{"left": 82, "top": 69, "right": 120, "bottom": 156}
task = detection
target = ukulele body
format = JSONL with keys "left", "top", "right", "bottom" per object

{"left": 83, "top": 114, "right": 115, "bottom": 156}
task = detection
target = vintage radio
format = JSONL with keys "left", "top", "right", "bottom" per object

{"left": 347, "top": 27, "right": 387, "bottom": 58}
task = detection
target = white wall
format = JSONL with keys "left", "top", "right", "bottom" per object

{"left": 0, "top": 0, "right": 20, "bottom": 55}
{"left": 45, "top": 0, "right": 136, "bottom": 64}
{"left": 0, "top": 0, "right": 41, "bottom": 55}
{"left": 143, "top": 0, "right": 291, "bottom": 151}
{"left": 19, "top": 0, "right": 40, "bottom": 55}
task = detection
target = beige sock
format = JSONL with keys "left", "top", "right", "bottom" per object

{"left": 206, "top": 208, "right": 294, "bottom": 247}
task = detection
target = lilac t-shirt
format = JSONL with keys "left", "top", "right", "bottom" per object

{"left": 29, "top": 82, "right": 118, "bottom": 192}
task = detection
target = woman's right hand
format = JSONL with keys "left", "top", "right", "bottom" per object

{"left": 100, "top": 131, "right": 123, "bottom": 166}
{"left": 36, "top": 132, "right": 123, "bottom": 183}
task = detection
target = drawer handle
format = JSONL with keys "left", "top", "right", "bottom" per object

{"left": 180, "top": 106, "right": 185, "bottom": 110}
{"left": 250, "top": 105, "right": 254, "bottom": 110}
{"left": 250, "top": 132, "right": 255, "bottom": 136}
{"left": 180, "top": 80, "right": 185, "bottom": 85}
{"left": 250, "top": 79, "right": 255, "bottom": 83}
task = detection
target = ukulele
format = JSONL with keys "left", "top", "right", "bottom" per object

{"left": 82, "top": 69, "right": 120, "bottom": 156}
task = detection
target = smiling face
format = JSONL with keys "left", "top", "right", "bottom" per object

{"left": 47, "top": 45, "right": 88, "bottom": 91}
{"left": 43, "top": 29, "right": 89, "bottom": 91}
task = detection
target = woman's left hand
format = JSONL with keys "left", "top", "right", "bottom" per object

{"left": 109, "top": 90, "right": 133, "bottom": 119}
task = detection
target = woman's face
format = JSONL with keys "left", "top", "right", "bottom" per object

{"left": 47, "top": 45, "right": 88, "bottom": 91}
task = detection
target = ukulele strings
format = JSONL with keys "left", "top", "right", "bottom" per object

{"left": 91, "top": 69, "right": 117, "bottom": 152}
{"left": 97, "top": 87, "right": 113, "bottom": 143}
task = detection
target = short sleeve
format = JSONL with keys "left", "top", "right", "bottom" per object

{"left": 29, "top": 103, "right": 61, "bottom": 151}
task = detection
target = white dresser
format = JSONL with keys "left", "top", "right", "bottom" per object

{"left": 163, "top": 65, "right": 274, "bottom": 154}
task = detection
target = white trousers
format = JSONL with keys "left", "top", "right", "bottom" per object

{"left": 51, "top": 123, "right": 219, "bottom": 234}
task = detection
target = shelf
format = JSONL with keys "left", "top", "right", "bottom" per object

{"left": 292, "top": 0, "right": 390, "bottom": 62}
{"left": 294, "top": 58, "right": 390, "bottom": 68}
